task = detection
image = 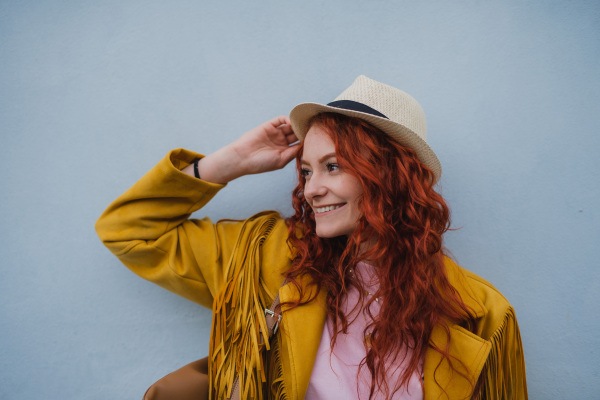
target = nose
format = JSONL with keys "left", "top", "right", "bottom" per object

{"left": 304, "top": 173, "right": 327, "bottom": 200}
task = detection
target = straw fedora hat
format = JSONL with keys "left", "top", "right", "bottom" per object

{"left": 289, "top": 75, "right": 442, "bottom": 182}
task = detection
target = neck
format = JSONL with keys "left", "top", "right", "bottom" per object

{"left": 357, "top": 236, "right": 379, "bottom": 267}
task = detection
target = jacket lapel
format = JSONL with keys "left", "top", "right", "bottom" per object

{"left": 423, "top": 323, "right": 491, "bottom": 399}
{"left": 278, "top": 275, "right": 327, "bottom": 400}
{"left": 423, "top": 258, "right": 491, "bottom": 399}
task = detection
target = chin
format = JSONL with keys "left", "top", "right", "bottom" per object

{"left": 315, "top": 225, "right": 354, "bottom": 238}
{"left": 315, "top": 231, "right": 338, "bottom": 239}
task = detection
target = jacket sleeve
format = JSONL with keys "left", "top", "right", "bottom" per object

{"left": 95, "top": 148, "right": 252, "bottom": 308}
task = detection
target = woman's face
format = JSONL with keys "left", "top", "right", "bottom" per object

{"left": 301, "top": 124, "right": 363, "bottom": 238}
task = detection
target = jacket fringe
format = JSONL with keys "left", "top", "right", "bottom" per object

{"left": 474, "top": 307, "right": 528, "bottom": 400}
{"left": 208, "top": 213, "right": 286, "bottom": 400}
{"left": 267, "top": 329, "right": 287, "bottom": 399}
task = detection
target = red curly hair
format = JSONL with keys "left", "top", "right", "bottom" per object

{"left": 285, "top": 113, "right": 477, "bottom": 399}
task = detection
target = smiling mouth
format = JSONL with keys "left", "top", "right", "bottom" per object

{"left": 314, "top": 204, "right": 345, "bottom": 214}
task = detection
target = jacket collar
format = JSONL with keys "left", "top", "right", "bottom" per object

{"left": 278, "top": 257, "right": 490, "bottom": 400}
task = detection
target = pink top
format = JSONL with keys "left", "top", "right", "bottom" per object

{"left": 305, "top": 262, "right": 423, "bottom": 400}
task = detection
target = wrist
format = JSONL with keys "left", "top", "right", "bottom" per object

{"left": 193, "top": 158, "right": 201, "bottom": 179}
{"left": 196, "top": 146, "right": 244, "bottom": 184}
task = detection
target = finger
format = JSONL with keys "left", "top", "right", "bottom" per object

{"left": 279, "top": 115, "right": 291, "bottom": 126}
{"left": 284, "top": 130, "right": 299, "bottom": 144}
{"left": 269, "top": 115, "right": 291, "bottom": 128}
{"left": 280, "top": 143, "right": 301, "bottom": 165}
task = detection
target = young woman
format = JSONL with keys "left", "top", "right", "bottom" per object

{"left": 96, "top": 76, "right": 527, "bottom": 399}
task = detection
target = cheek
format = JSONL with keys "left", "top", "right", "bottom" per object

{"left": 348, "top": 187, "right": 363, "bottom": 214}
{"left": 350, "top": 200, "right": 362, "bottom": 221}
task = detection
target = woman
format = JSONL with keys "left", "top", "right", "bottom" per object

{"left": 96, "top": 76, "right": 527, "bottom": 399}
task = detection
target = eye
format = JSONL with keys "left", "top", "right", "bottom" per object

{"left": 326, "top": 162, "right": 339, "bottom": 172}
{"left": 301, "top": 168, "right": 312, "bottom": 178}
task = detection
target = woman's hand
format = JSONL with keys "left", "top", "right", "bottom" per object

{"left": 183, "top": 116, "right": 299, "bottom": 184}
{"left": 230, "top": 116, "right": 300, "bottom": 175}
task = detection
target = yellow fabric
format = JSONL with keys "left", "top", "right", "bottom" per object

{"left": 96, "top": 149, "right": 527, "bottom": 400}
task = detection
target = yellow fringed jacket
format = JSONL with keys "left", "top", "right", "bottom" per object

{"left": 96, "top": 149, "right": 527, "bottom": 400}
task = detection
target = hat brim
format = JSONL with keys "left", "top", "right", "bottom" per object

{"left": 289, "top": 102, "right": 442, "bottom": 182}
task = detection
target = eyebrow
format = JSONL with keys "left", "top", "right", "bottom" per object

{"left": 301, "top": 152, "right": 337, "bottom": 165}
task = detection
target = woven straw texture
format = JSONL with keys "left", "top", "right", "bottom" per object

{"left": 289, "top": 75, "right": 442, "bottom": 182}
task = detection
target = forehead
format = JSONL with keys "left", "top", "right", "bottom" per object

{"left": 301, "top": 125, "right": 336, "bottom": 161}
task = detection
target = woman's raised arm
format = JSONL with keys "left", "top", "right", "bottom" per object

{"left": 95, "top": 117, "right": 298, "bottom": 307}
{"left": 182, "top": 116, "right": 299, "bottom": 184}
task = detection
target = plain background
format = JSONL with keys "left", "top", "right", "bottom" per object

{"left": 1, "top": 1, "right": 599, "bottom": 399}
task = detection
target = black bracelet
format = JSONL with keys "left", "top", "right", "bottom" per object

{"left": 193, "top": 158, "right": 201, "bottom": 179}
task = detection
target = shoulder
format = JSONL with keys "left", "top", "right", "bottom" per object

{"left": 222, "top": 211, "right": 291, "bottom": 294}
{"left": 215, "top": 210, "right": 287, "bottom": 234}
{"left": 443, "top": 256, "right": 516, "bottom": 338}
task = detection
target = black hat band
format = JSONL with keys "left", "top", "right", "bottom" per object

{"left": 326, "top": 100, "right": 389, "bottom": 119}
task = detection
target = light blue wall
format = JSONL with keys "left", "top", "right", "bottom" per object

{"left": 1, "top": 1, "right": 598, "bottom": 398}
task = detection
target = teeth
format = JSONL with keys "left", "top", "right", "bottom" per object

{"left": 315, "top": 205, "right": 342, "bottom": 213}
